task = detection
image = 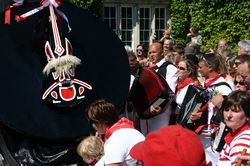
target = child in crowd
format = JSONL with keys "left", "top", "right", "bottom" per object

{"left": 77, "top": 136, "right": 104, "bottom": 166}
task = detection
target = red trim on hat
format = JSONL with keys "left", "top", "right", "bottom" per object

{"left": 15, "top": 15, "right": 27, "bottom": 21}
{"left": 5, "top": 7, "right": 11, "bottom": 25}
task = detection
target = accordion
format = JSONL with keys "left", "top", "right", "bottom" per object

{"left": 128, "top": 67, "right": 174, "bottom": 119}
{"left": 213, "top": 122, "right": 230, "bottom": 152}
{"left": 176, "top": 85, "right": 209, "bottom": 130}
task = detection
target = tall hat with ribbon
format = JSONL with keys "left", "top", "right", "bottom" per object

{"left": 0, "top": 0, "right": 130, "bottom": 164}
{"left": 0, "top": 0, "right": 129, "bottom": 139}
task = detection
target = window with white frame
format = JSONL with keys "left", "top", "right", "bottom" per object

{"left": 103, "top": 4, "right": 168, "bottom": 49}
{"left": 155, "top": 7, "right": 168, "bottom": 41}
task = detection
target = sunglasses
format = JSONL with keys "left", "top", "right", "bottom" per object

{"left": 178, "top": 66, "right": 187, "bottom": 71}
{"left": 234, "top": 80, "right": 245, "bottom": 86}
{"left": 199, "top": 54, "right": 211, "bottom": 65}
{"left": 136, "top": 49, "right": 142, "bottom": 52}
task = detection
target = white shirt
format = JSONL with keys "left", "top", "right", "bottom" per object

{"left": 100, "top": 128, "right": 145, "bottom": 166}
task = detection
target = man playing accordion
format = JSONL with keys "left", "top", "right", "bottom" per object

{"left": 139, "top": 42, "right": 178, "bottom": 135}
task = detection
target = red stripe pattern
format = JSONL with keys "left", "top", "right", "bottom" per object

{"left": 217, "top": 126, "right": 250, "bottom": 166}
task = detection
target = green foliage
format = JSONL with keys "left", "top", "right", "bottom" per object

{"left": 170, "top": 0, "right": 250, "bottom": 53}
{"left": 66, "top": 0, "right": 103, "bottom": 18}
{"left": 170, "top": 0, "right": 189, "bottom": 47}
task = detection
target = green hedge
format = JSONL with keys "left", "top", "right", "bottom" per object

{"left": 66, "top": 0, "right": 103, "bottom": 18}
{"left": 170, "top": 0, "right": 250, "bottom": 53}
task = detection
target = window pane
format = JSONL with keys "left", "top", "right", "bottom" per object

{"left": 121, "top": 31, "right": 126, "bottom": 40}
{"left": 160, "top": 8, "right": 164, "bottom": 18}
{"left": 104, "top": 7, "right": 109, "bottom": 16}
{"left": 104, "top": 7, "right": 117, "bottom": 33}
{"left": 155, "top": 7, "right": 167, "bottom": 41}
{"left": 145, "top": 19, "right": 149, "bottom": 29}
{"left": 145, "top": 8, "right": 149, "bottom": 18}
{"left": 139, "top": 7, "right": 150, "bottom": 46}
{"left": 127, "top": 19, "right": 132, "bottom": 28}
{"left": 155, "top": 8, "right": 159, "bottom": 17}
{"left": 160, "top": 20, "right": 165, "bottom": 29}
{"left": 111, "top": 19, "right": 116, "bottom": 29}
{"left": 121, "top": 7, "right": 133, "bottom": 46}
{"left": 127, "top": 31, "right": 132, "bottom": 41}
{"left": 111, "top": 7, "right": 115, "bottom": 17}
{"left": 127, "top": 8, "right": 132, "bottom": 18}
{"left": 155, "top": 20, "right": 159, "bottom": 29}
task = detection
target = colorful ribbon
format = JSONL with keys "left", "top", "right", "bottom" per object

{"left": 5, "top": 0, "right": 71, "bottom": 32}
{"left": 14, "top": 0, "right": 61, "bottom": 21}
{"left": 5, "top": 0, "right": 24, "bottom": 24}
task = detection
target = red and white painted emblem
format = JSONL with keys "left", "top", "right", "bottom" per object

{"left": 42, "top": 4, "right": 92, "bottom": 107}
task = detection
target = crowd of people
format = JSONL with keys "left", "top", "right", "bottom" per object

{"left": 76, "top": 27, "right": 250, "bottom": 166}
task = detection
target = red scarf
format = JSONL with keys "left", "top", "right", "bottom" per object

{"left": 149, "top": 63, "right": 158, "bottom": 70}
{"left": 104, "top": 117, "right": 134, "bottom": 142}
{"left": 205, "top": 74, "right": 221, "bottom": 87}
{"left": 177, "top": 77, "right": 194, "bottom": 92}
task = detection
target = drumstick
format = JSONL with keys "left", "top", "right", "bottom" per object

{"left": 236, "top": 148, "right": 247, "bottom": 166}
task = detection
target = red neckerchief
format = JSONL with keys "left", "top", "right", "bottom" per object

{"left": 177, "top": 77, "right": 194, "bottom": 92}
{"left": 149, "top": 63, "right": 158, "bottom": 70}
{"left": 205, "top": 74, "right": 221, "bottom": 87}
{"left": 224, "top": 122, "right": 250, "bottom": 145}
{"left": 104, "top": 117, "right": 134, "bottom": 142}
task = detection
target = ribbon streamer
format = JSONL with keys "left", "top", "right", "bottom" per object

{"left": 5, "top": 0, "right": 71, "bottom": 32}
{"left": 14, "top": 0, "right": 61, "bottom": 21}
{"left": 5, "top": 0, "right": 24, "bottom": 24}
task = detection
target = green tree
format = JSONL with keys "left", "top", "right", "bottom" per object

{"left": 170, "top": 0, "right": 189, "bottom": 47}
{"left": 170, "top": 0, "right": 250, "bottom": 53}
{"left": 66, "top": 0, "right": 103, "bottom": 18}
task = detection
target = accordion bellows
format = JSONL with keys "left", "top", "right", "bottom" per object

{"left": 129, "top": 67, "right": 174, "bottom": 119}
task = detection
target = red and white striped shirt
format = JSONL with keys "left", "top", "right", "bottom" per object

{"left": 217, "top": 123, "right": 250, "bottom": 166}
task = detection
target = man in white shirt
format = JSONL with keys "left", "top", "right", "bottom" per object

{"left": 140, "top": 42, "right": 178, "bottom": 135}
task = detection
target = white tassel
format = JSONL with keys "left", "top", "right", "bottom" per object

{"left": 43, "top": 55, "right": 81, "bottom": 77}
